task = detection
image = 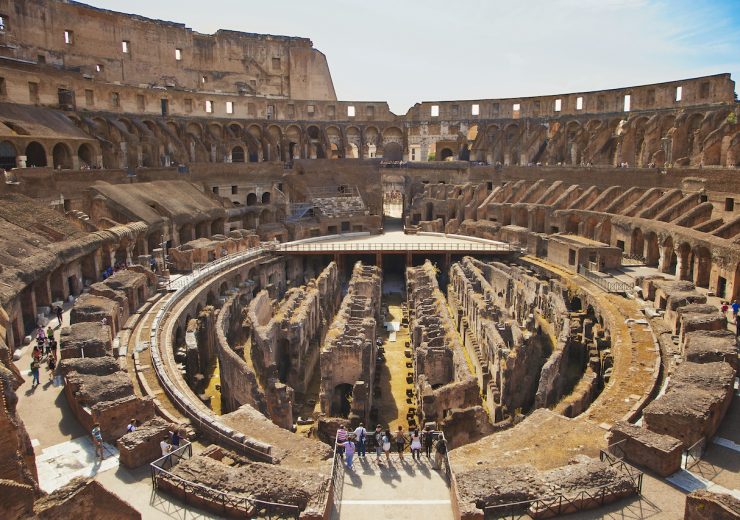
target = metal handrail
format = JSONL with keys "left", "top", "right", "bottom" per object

{"left": 275, "top": 241, "right": 518, "bottom": 253}
{"left": 484, "top": 461, "right": 643, "bottom": 519}
{"left": 577, "top": 264, "right": 632, "bottom": 294}
{"left": 150, "top": 442, "right": 300, "bottom": 518}
{"left": 683, "top": 437, "right": 706, "bottom": 470}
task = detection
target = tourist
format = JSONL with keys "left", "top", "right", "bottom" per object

{"left": 732, "top": 300, "right": 739, "bottom": 319}
{"left": 382, "top": 429, "right": 392, "bottom": 464}
{"left": 47, "top": 338, "right": 57, "bottom": 356}
{"left": 395, "top": 425, "right": 407, "bottom": 461}
{"left": 433, "top": 434, "right": 447, "bottom": 471}
{"left": 338, "top": 435, "right": 355, "bottom": 470}
{"left": 46, "top": 350, "right": 56, "bottom": 379}
{"left": 127, "top": 419, "right": 138, "bottom": 433}
{"left": 336, "top": 424, "right": 348, "bottom": 459}
{"left": 410, "top": 428, "right": 422, "bottom": 461}
{"left": 92, "top": 423, "right": 104, "bottom": 460}
{"left": 46, "top": 325, "right": 54, "bottom": 343}
{"left": 353, "top": 422, "right": 367, "bottom": 458}
{"left": 170, "top": 428, "right": 181, "bottom": 448}
{"left": 721, "top": 301, "right": 729, "bottom": 316}
{"left": 55, "top": 305, "right": 63, "bottom": 326}
{"left": 36, "top": 326, "right": 46, "bottom": 344}
{"left": 423, "top": 426, "right": 434, "bottom": 458}
{"left": 160, "top": 435, "right": 171, "bottom": 456}
{"left": 736, "top": 312, "right": 740, "bottom": 338}
{"left": 373, "top": 424, "right": 384, "bottom": 463}
{"left": 30, "top": 358, "right": 40, "bottom": 387}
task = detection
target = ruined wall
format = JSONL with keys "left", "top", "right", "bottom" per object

{"left": 0, "top": 0, "right": 335, "bottom": 100}
{"left": 319, "top": 262, "right": 381, "bottom": 424}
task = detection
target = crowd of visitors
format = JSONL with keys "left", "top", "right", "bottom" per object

{"left": 335, "top": 423, "right": 447, "bottom": 471}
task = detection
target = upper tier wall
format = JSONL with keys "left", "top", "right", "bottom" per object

{"left": 0, "top": 0, "right": 336, "bottom": 100}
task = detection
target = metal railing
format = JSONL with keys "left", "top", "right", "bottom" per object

{"left": 683, "top": 437, "right": 706, "bottom": 470}
{"left": 150, "top": 442, "right": 300, "bottom": 518}
{"left": 276, "top": 241, "right": 518, "bottom": 253}
{"left": 484, "top": 449, "right": 642, "bottom": 519}
{"left": 577, "top": 264, "right": 632, "bottom": 294}
{"left": 604, "top": 438, "right": 627, "bottom": 461}
{"left": 318, "top": 433, "right": 345, "bottom": 518}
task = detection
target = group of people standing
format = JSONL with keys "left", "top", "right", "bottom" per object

{"left": 720, "top": 299, "right": 740, "bottom": 337}
{"left": 29, "top": 321, "right": 61, "bottom": 387}
{"left": 336, "top": 423, "right": 447, "bottom": 471}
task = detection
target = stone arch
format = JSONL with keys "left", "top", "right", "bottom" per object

{"left": 228, "top": 122, "right": 243, "bottom": 139}
{"left": 439, "top": 148, "right": 454, "bottom": 161}
{"left": 25, "top": 141, "right": 47, "bottom": 167}
{"left": 0, "top": 140, "right": 17, "bottom": 169}
{"left": 261, "top": 191, "right": 271, "bottom": 204}
{"left": 564, "top": 214, "right": 581, "bottom": 235}
{"left": 231, "top": 145, "right": 245, "bottom": 163}
{"left": 677, "top": 242, "right": 692, "bottom": 280}
{"left": 219, "top": 281, "right": 229, "bottom": 296}
{"left": 692, "top": 245, "right": 711, "bottom": 288}
{"left": 364, "top": 126, "right": 380, "bottom": 158}
{"left": 325, "top": 125, "right": 343, "bottom": 159}
{"left": 246, "top": 193, "right": 258, "bottom": 206}
{"left": 285, "top": 124, "right": 302, "bottom": 160}
{"left": 660, "top": 235, "right": 677, "bottom": 274}
{"left": 643, "top": 231, "right": 659, "bottom": 266}
{"left": 266, "top": 125, "right": 282, "bottom": 161}
{"left": 630, "top": 228, "right": 644, "bottom": 258}
{"left": 77, "top": 143, "right": 95, "bottom": 167}
{"left": 384, "top": 142, "right": 403, "bottom": 161}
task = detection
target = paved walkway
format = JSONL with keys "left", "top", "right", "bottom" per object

{"left": 335, "top": 454, "right": 453, "bottom": 520}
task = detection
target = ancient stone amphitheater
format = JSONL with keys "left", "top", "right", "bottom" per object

{"left": 0, "top": 2, "right": 738, "bottom": 519}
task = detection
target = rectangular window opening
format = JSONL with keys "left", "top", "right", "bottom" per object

{"left": 576, "top": 96, "right": 583, "bottom": 110}
{"left": 307, "top": 104, "right": 315, "bottom": 116}
{"left": 471, "top": 104, "right": 480, "bottom": 116}
{"left": 205, "top": 100, "right": 213, "bottom": 113}
{"left": 513, "top": 103, "right": 521, "bottom": 111}
{"left": 431, "top": 105, "right": 439, "bottom": 117}
{"left": 184, "top": 98, "right": 193, "bottom": 113}
{"left": 122, "top": 40, "right": 130, "bottom": 54}
{"left": 0, "top": 15, "right": 7, "bottom": 31}
{"left": 85, "top": 89, "right": 94, "bottom": 106}
{"left": 675, "top": 86, "right": 682, "bottom": 102}
{"left": 725, "top": 197, "right": 735, "bottom": 212}
{"left": 175, "top": 48, "right": 182, "bottom": 61}
{"left": 231, "top": 186, "right": 238, "bottom": 195}
{"left": 111, "top": 92, "right": 120, "bottom": 108}
{"left": 136, "top": 94, "right": 145, "bottom": 111}
{"left": 64, "top": 30, "right": 74, "bottom": 45}
{"left": 347, "top": 105, "right": 355, "bottom": 117}
{"left": 226, "top": 101, "right": 234, "bottom": 114}
{"left": 272, "top": 57, "right": 281, "bottom": 70}
{"left": 96, "top": 64, "right": 104, "bottom": 73}
{"left": 0, "top": 77, "right": 6, "bottom": 97}
{"left": 623, "top": 94, "right": 631, "bottom": 112}
{"left": 554, "top": 99, "right": 562, "bottom": 112}
{"left": 28, "top": 82, "right": 39, "bottom": 103}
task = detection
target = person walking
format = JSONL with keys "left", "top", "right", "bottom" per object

{"left": 423, "top": 426, "right": 434, "bottom": 458}
{"left": 92, "top": 423, "right": 104, "bottom": 460}
{"left": 373, "top": 424, "right": 384, "bottom": 464}
{"left": 56, "top": 306, "right": 63, "bottom": 327}
{"left": 433, "top": 434, "right": 447, "bottom": 471}
{"left": 395, "top": 425, "right": 407, "bottom": 461}
{"left": 30, "top": 359, "right": 40, "bottom": 387}
{"left": 353, "top": 423, "right": 367, "bottom": 458}
{"left": 127, "top": 419, "right": 138, "bottom": 433}
{"left": 382, "top": 429, "right": 392, "bottom": 464}
{"left": 46, "top": 325, "right": 54, "bottom": 343}
{"left": 735, "top": 312, "right": 740, "bottom": 338}
{"left": 338, "top": 435, "right": 356, "bottom": 470}
{"left": 732, "top": 300, "right": 739, "bottom": 319}
{"left": 46, "top": 350, "right": 56, "bottom": 380}
{"left": 336, "top": 424, "right": 348, "bottom": 459}
{"left": 410, "top": 428, "right": 422, "bottom": 461}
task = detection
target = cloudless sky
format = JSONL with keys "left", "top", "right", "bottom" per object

{"left": 82, "top": 0, "right": 740, "bottom": 114}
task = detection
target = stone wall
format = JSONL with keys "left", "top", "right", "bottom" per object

{"left": 319, "top": 262, "right": 381, "bottom": 424}
{"left": 684, "top": 490, "right": 740, "bottom": 520}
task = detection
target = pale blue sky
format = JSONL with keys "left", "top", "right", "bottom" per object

{"left": 83, "top": 0, "right": 740, "bottom": 114}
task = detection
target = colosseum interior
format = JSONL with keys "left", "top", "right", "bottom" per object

{"left": 0, "top": 1, "right": 738, "bottom": 519}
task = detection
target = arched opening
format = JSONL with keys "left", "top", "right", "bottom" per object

{"left": 677, "top": 242, "right": 692, "bottom": 280}
{"left": 261, "top": 192, "right": 271, "bottom": 204}
{"left": 231, "top": 146, "right": 245, "bottom": 163}
{"left": 206, "top": 291, "right": 217, "bottom": 306}
{"left": 77, "top": 143, "right": 94, "bottom": 168}
{"left": 179, "top": 223, "right": 194, "bottom": 245}
{"left": 25, "top": 141, "right": 47, "bottom": 167}
{"left": 383, "top": 142, "right": 403, "bottom": 161}
{"left": 692, "top": 246, "right": 711, "bottom": 288}
{"left": 0, "top": 140, "right": 17, "bottom": 169}
{"left": 276, "top": 339, "right": 291, "bottom": 384}
{"left": 331, "top": 383, "right": 353, "bottom": 417}
{"left": 630, "top": 228, "right": 644, "bottom": 258}
{"left": 459, "top": 144, "right": 470, "bottom": 161}
{"left": 644, "top": 232, "right": 659, "bottom": 267}
{"left": 660, "top": 236, "right": 677, "bottom": 274}
{"left": 219, "top": 281, "right": 229, "bottom": 296}
{"left": 440, "top": 148, "right": 454, "bottom": 161}
{"left": 246, "top": 193, "right": 257, "bottom": 206}
{"left": 52, "top": 143, "right": 73, "bottom": 169}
